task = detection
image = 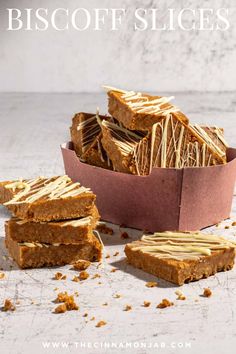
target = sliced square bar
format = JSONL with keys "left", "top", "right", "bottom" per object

{"left": 125, "top": 231, "right": 236, "bottom": 285}
{"left": 2, "top": 176, "right": 96, "bottom": 222}
{"left": 5, "top": 230, "right": 102, "bottom": 268}
{"left": 5, "top": 206, "right": 99, "bottom": 244}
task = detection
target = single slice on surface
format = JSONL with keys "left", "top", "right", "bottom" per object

{"left": 70, "top": 112, "right": 112, "bottom": 169}
{"left": 5, "top": 206, "right": 99, "bottom": 244}
{"left": 125, "top": 231, "right": 236, "bottom": 285}
{"left": 104, "top": 86, "right": 188, "bottom": 131}
{"left": 5, "top": 230, "right": 102, "bottom": 269}
{"left": 2, "top": 176, "right": 96, "bottom": 222}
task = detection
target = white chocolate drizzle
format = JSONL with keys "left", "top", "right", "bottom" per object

{"left": 103, "top": 85, "right": 179, "bottom": 117}
{"left": 132, "top": 231, "right": 236, "bottom": 261}
{"left": 102, "top": 120, "right": 144, "bottom": 157}
{"left": 4, "top": 176, "right": 92, "bottom": 205}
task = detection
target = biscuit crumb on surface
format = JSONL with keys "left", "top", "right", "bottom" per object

{"left": 111, "top": 268, "right": 118, "bottom": 273}
{"left": 72, "top": 276, "right": 80, "bottom": 282}
{"left": 145, "top": 281, "right": 158, "bottom": 288}
{"left": 92, "top": 273, "right": 101, "bottom": 279}
{"left": 113, "top": 251, "right": 119, "bottom": 256}
{"left": 83, "top": 313, "right": 88, "bottom": 317}
{"left": 72, "top": 260, "right": 91, "bottom": 271}
{"left": 124, "top": 305, "right": 132, "bottom": 311}
{"left": 175, "top": 290, "right": 186, "bottom": 300}
{"left": 102, "top": 302, "right": 108, "bottom": 306}
{"left": 157, "top": 299, "right": 174, "bottom": 309}
{"left": 120, "top": 232, "right": 130, "bottom": 239}
{"left": 54, "top": 303, "right": 67, "bottom": 314}
{"left": 96, "top": 320, "right": 107, "bottom": 327}
{"left": 225, "top": 225, "right": 230, "bottom": 229}
{"left": 53, "top": 292, "right": 79, "bottom": 313}
{"left": 143, "top": 301, "right": 151, "bottom": 307}
{"left": 90, "top": 316, "right": 95, "bottom": 321}
{"left": 0, "top": 272, "right": 5, "bottom": 280}
{"left": 232, "top": 221, "right": 236, "bottom": 226}
{"left": 105, "top": 254, "right": 110, "bottom": 259}
{"left": 96, "top": 224, "right": 114, "bottom": 235}
{"left": 203, "top": 288, "right": 212, "bottom": 297}
{"left": 113, "top": 294, "right": 121, "bottom": 299}
{"left": 53, "top": 272, "right": 66, "bottom": 280}
{"left": 79, "top": 271, "right": 89, "bottom": 281}
{"left": 2, "top": 299, "right": 15, "bottom": 312}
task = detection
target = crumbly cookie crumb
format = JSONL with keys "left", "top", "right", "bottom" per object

{"left": 124, "top": 305, "right": 132, "bottom": 311}
{"left": 96, "top": 224, "right": 114, "bottom": 235}
{"left": 157, "top": 299, "right": 174, "bottom": 309}
{"left": 79, "top": 271, "right": 89, "bottom": 281}
{"left": 113, "top": 251, "right": 119, "bottom": 256}
{"left": 72, "top": 260, "right": 91, "bottom": 271}
{"left": 0, "top": 272, "right": 5, "bottom": 280}
{"left": 175, "top": 290, "right": 186, "bottom": 300}
{"left": 120, "top": 232, "right": 130, "bottom": 239}
{"left": 54, "top": 292, "right": 79, "bottom": 313}
{"left": 96, "top": 320, "right": 107, "bottom": 327}
{"left": 145, "top": 281, "right": 158, "bottom": 288}
{"left": 232, "top": 221, "right": 236, "bottom": 226}
{"left": 143, "top": 301, "right": 151, "bottom": 307}
{"left": 54, "top": 303, "right": 67, "bottom": 314}
{"left": 111, "top": 268, "right": 118, "bottom": 273}
{"left": 72, "top": 276, "right": 80, "bottom": 282}
{"left": 53, "top": 272, "right": 66, "bottom": 280}
{"left": 92, "top": 273, "right": 101, "bottom": 279}
{"left": 203, "top": 288, "right": 212, "bottom": 297}
{"left": 2, "top": 299, "right": 15, "bottom": 312}
{"left": 114, "top": 294, "right": 121, "bottom": 299}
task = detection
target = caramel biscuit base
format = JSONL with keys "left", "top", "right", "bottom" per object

{"left": 70, "top": 112, "right": 112, "bottom": 169}
{"left": 2, "top": 176, "right": 96, "bottom": 222}
{"left": 125, "top": 231, "right": 236, "bottom": 285}
{"left": 5, "top": 230, "right": 102, "bottom": 269}
{"left": 104, "top": 86, "right": 188, "bottom": 131}
{"left": 5, "top": 206, "right": 99, "bottom": 244}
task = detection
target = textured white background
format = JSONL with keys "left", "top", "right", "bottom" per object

{"left": 0, "top": 0, "right": 236, "bottom": 92}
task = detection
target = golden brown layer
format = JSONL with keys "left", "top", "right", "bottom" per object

{"left": 5, "top": 230, "right": 102, "bottom": 269}
{"left": 5, "top": 206, "right": 100, "bottom": 244}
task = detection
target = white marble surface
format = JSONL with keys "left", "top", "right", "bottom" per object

{"left": 0, "top": 92, "right": 236, "bottom": 354}
{"left": 0, "top": 0, "right": 236, "bottom": 92}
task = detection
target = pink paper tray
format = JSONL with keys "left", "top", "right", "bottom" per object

{"left": 61, "top": 142, "right": 236, "bottom": 232}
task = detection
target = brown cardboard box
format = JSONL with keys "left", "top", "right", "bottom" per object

{"left": 61, "top": 142, "right": 236, "bottom": 232}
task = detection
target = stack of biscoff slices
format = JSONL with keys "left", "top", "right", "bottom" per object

{"left": 70, "top": 86, "right": 228, "bottom": 175}
{"left": 0, "top": 176, "right": 102, "bottom": 268}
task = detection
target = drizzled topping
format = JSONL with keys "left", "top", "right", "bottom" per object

{"left": 150, "top": 115, "right": 216, "bottom": 169}
{"left": 4, "top": 176, "right": 92, "bottom": 205}
{"left": 102, "top": 120, "right": 144, "bottom": 157}
{"left": 103, "top": 86, "right": 179, "bottom": 116}
{"left": 190, "top": 124, "right": 227, "bottom": 158}
{"left": 77, "top": 112, "right": 101, "bottom": 154}
{"left": 5, "top": 181, "right": 31, "bottom": 193}
{"left": 132, "top": 231, "right": 236, "bottom": 261}
{"left": 15, "top": 216, "right": 93, "bottom": 227}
